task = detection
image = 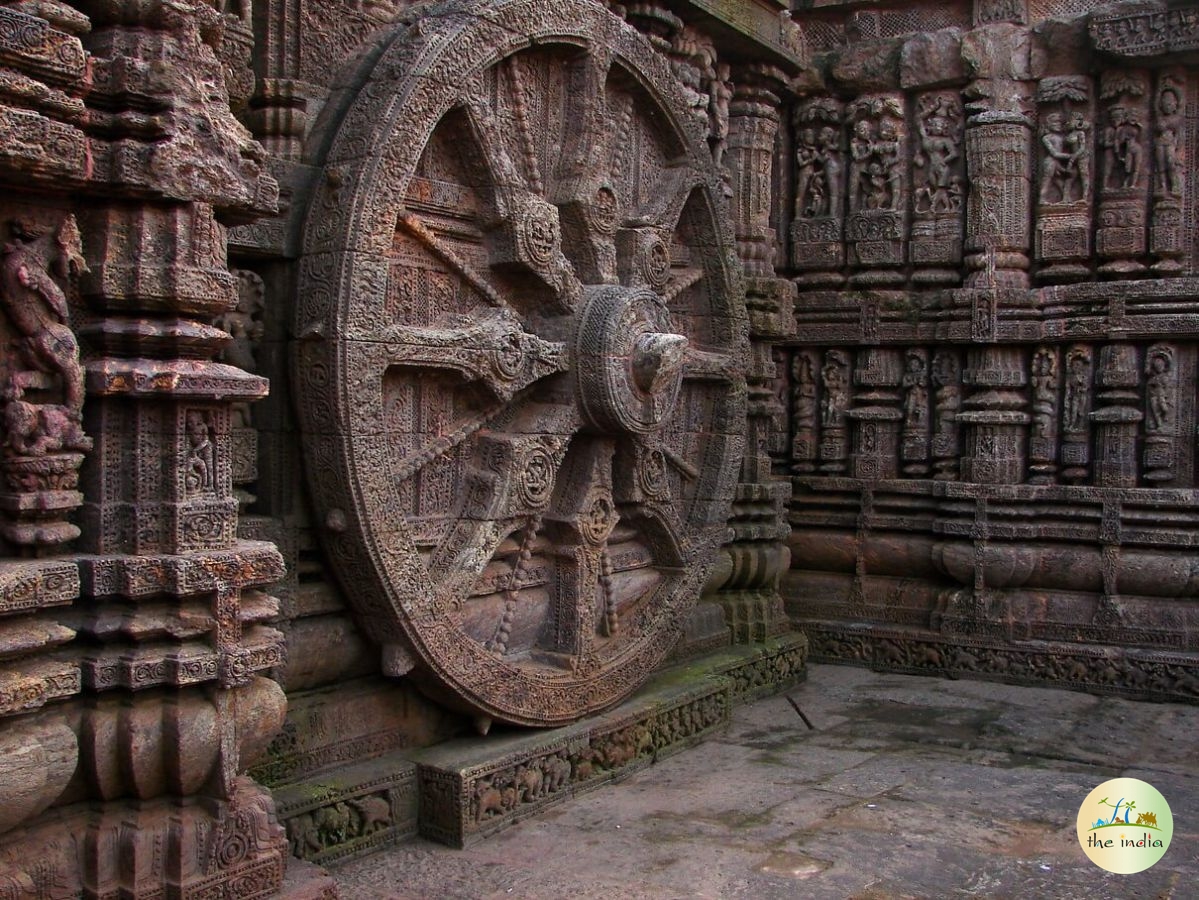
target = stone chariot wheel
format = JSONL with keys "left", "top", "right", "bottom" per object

{"left": 295, "top": 0, "right": 747, "bottom": 727}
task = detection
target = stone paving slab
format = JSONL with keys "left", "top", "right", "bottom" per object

{"left": 330, "top": 663, "right": 1199, "bottom": 899}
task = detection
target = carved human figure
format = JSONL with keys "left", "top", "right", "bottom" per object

{"left": 791, "top": 353, "right": 817, "bottom": 425}
{"left": 795, "top": 128, "right": 820, "bottom": 218}
{"left": 185, "top": 410, "right": 217, "bottom": 494}
{"left": 915, "top": 97, "right": 959, "bottom": 214}
{"left": 1103, "top": 107, "right": 1143, "bottom": 190}
{"left": 1155, "top": 86, "right": 1184, "bottom": 197}
{"left": 1040, "top": 113, "right": 1074, "bottom": 204}
{"left": 848, "top": 118, "right": 874, "bottom": 213}
{"left": 708, "top": 63, "right": 732, "bottom": 170}
{"left": 932, "top": 352, "right": 961, "bottom": 427}
{"left": 818, "top": 126, "right": 843, "bottom": 214}
{"left": 1063, "top": 348, "right": 1091, "bottom": 432}
{"left": 821, "top": 351, "right": 849, "bottom": 428}
{"left": 1064, "top": 112, "right": 1092, "bottom": 201}
{"left": 875, "top": 119, "right": 903, "bottom": 211}
{"left": 978, "top": 428, "right": 996, "bottom": 457}
{"left": 1146, "top": 348, "right": 1174, "bottom": 432}
{"left": 0, "top": 218, "right": 86, "bottom": 418}
{"left": 902, "top": 351, "right": 929, "bottom": 429}
{"left": 216, "top": 272, "right": 266, "bottom": 374}
{"left": 1030, "top": 348, "right": 1057, "bottom": 439}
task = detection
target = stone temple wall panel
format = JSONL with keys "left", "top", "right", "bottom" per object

{"left": 777, "top": 0, "right": 1199, "bottom": 703}
{"left": 7, "top": 0, "right": 1199, "bottom": 892}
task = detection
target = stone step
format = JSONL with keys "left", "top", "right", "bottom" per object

{"left": 274, "top": 752, "right": 419, "bottom": 867}
{"left": 412, "top": 633, "right": 809, "bottom": 848}
{"left": 272, "top": 634, "right": 808, "bottom": 862}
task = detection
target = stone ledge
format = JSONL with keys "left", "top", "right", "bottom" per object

{"left": 803, "top": 620, "right": 1199, "bottom": 702}
{"left": 0, "top": 559, "right": 78, "bottom": 616}
{"left": 275, "top": 751, "right": 418, "bottom": 868}
{"left": 412, "top": 633, "right": 809, "bottom": 848}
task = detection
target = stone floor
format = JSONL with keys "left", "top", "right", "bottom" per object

{"left": 330, "top": 664, "right": 1199, "bottom": 899}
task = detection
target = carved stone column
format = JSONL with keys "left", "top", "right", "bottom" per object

{"left": 0, "top": 1, "right": 312, "bottom": 895}
{"left": 958, "top": 347, "right": 1029, "bottom": 484}
{"left": 962, "top": 82, "right": 1034, "bottom": 288}
{"left": 1091, "top": 344, "right": 1142, "bottom": 488}
{"left": 847, "top": 349, "right": 904, "bottom": 481}
{"left": 0, "top": 1, "right": 90, "bottom": 874}
{"left": 961, "top": 17, "right": 1035, "bottom": 289}
{"left": 728, "top": 63, "right": 786, "bottom": 278}
{"left": 708, "top": 62, "right": 795, "bottom": 642}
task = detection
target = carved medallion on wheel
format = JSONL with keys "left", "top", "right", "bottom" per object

{"left": 295, "top": 0, "right": 747, "bottom": 726}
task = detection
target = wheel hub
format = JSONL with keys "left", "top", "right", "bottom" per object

{"left": 574, "top": 285, "right": 687, "bottom": 435}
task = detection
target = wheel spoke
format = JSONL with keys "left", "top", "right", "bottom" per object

{"left": 557, "top": 47, "right": 615, "bottom": 185}
{"left": 396, "top": 214, "right": 510, "bottom": 309}
{"left": 484, "top": 514, "right": 544, "bottom": 654}
{"left": 426, "top": 401, "right": 579, "bottom": 607}
{"left": 505, "top": 55, "right": 544, "bottom": 196}
{"left": 682, "top": 347, "right": 739, "bottom": 382}
{"left": 553, "top": 49, "right": 621, "bottom": 284}
{"left": 460, "top": 94, "right": 531, "bottom": 208}
{"left": 663, "top": 267, "right": 704, "bottom": 304}
{"left": 461, "top": 96, "right": 584, "bottom": 311}
{"left": 375, "top": 307, "right": 568, "bottom": 402}
{"left": 628, "top": 167, "right": 700, "bottom": 234}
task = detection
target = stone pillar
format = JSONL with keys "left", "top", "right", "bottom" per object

{"left": 962, "top": 85, "right": 1034, "bottom": 288}
{"left": 707, "top": 63, "right": 794, "bottom": 642}
{"left": 961, "top": 17, "right": 1035, "bottom": 289}
{"left": 1091, "top": 344, "right": 1143, "bottom": 488}
{"left": 958, "top": 347, "right": 1029, "bottom": 484}
{"left": 0, "top": 1, "right": 324, "bottom": 895}
{"left": 727, "top": 63, "right": 786, "bottom": 277}
{"left": 847, "top": 349, "right": 904, "bottom": 481}
{"left": 0, "top": 1, "right": 89, "bottom": 879}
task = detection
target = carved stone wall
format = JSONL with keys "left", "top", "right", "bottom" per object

{"left": 0, "top": 0, "right": 344, "bottom": 896}
{"left": 777, "top": 0, "right": 1199, "bottom": 701}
